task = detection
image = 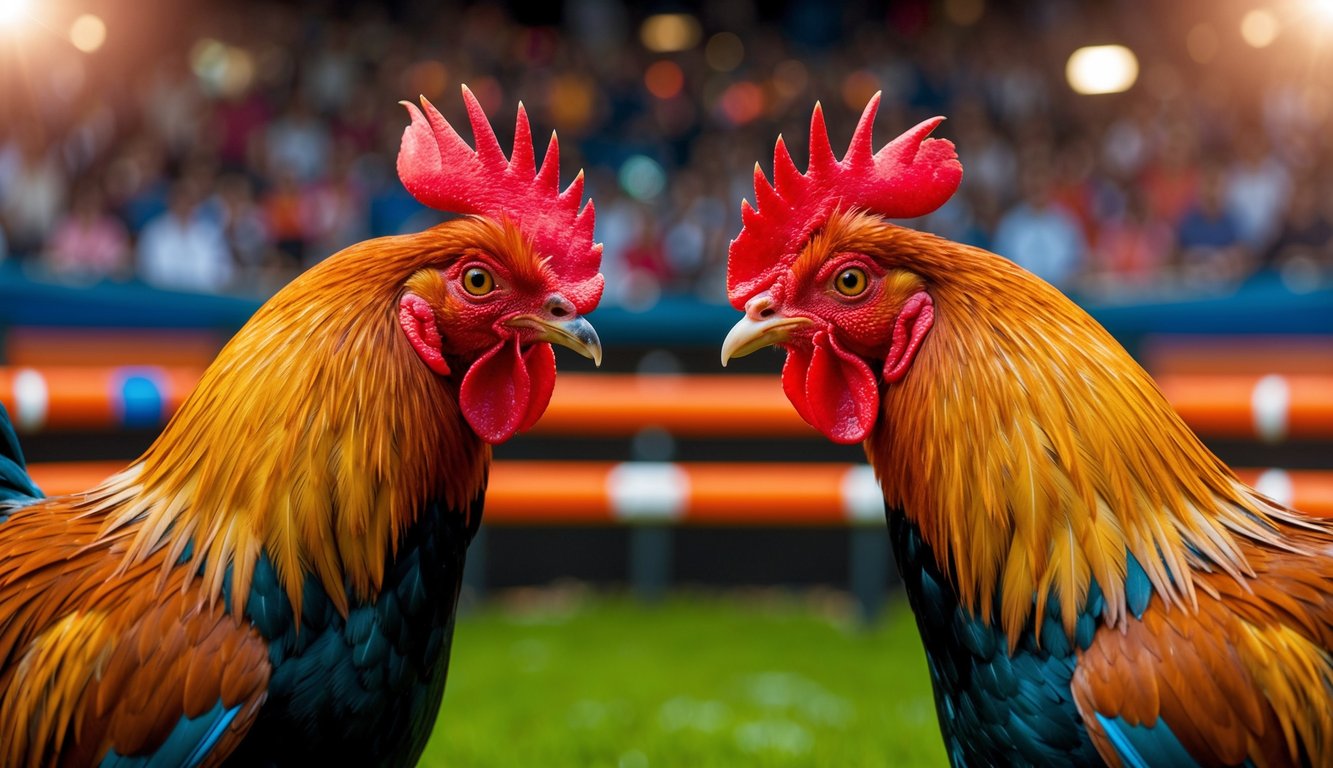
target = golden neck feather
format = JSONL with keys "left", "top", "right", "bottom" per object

{"left": 867, "top": 234, "right": 1303, "bottom": 644}
{"left": 78, "top": 229, "right": 488, "bottom": 618}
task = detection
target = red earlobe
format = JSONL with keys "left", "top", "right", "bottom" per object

{"left": 883, "top": 291, "right": 933, "bottom": 384}
{"left": 398, "top": 293, "right": 451, "bottom": 376}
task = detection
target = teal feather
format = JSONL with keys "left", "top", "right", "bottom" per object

{"left": 99, "top": 701, "right": 240, "bottom": 768}
{"left": 0, "top": 402, "right": 41, "bottom": 510}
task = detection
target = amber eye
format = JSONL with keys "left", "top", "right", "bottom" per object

{"left": 834, "top": 267, "right": 868, "bottom": 297}
{"left": 462, "top": 267, "right": 495, "bottom": 296}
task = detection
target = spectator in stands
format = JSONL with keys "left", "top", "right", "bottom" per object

{"left": 137, "top": 179, "right": 234, "bottom": 294}
{"left": 1177, "top": 165, "right": 1251, "bottom": 288}
{"left": 1224, "top": 127, "right": 1290, "bottom": 252}
{"left": 1264, "top": 177, "right": 1332, "bottom": 290}
{"left": 3, "top": 0, "right": 1329, "bottom": 305}
{"left": 264, "top": 95, "right": 333, "bottom": 184}
{"left": 0, "top": 129, "right": 67, "bottom": 262}
{"left": 993, "top": 161, "right": 1087, "bottom": 291}
{"left": 41, "top": 180, "right": 131, "bottom": 283}
{"left": 210, "top": 174, "right": 275, "bottom": 293}
{"left": 1087, "top": 189, "right": 1173, "bottom": 293}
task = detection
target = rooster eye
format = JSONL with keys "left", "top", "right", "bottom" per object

{"left": 834, "top": 268, "right": 868, "bottom": 297}
{"left": 462, "top": 267, "right": 495, "bottom": 296}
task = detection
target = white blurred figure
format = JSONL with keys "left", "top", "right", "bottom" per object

{"left": 0, "top": 129, "right": 67, "bottom": 261}
{"left": 264, "top": 94, "right": 332, "bottom": 184}
{"left": 1224, "top": 128, "right": 1290, "bottom": 252}
{"left": 993, "top": 162, "right": 1087, "bottom": 291}
{"left": 137, "top": 180, "right": 233, "bottom": 293}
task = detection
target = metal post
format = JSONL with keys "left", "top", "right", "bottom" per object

{"left": 849, "top": 527, "right": 890, "bottom": 622}
{"left": 463, "top": 525, "right": 487, "bottom": 602}
{"left": 629, "top": 525, "right": 672, "bottom": 602}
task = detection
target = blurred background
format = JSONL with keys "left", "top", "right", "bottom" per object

{"left": 1, "top": 0, "right": 1332, "bottom": 765}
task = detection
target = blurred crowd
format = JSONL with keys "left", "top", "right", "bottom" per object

{"left": 1, "top": 0, "right": 1330, "bottom": 305}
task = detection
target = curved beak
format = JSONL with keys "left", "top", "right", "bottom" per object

{"left": 721, "top": 292, "right": 812, "bottom": 366}
{"left": 509, "top": 314, "right": 603, "bottom": 367}
{"left": 720, "top": 314, "right": 812, "bottom": 366}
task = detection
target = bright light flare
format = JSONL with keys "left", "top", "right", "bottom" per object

{"left": 1066, "top": 45, "right": 1139, "bottom": 95}
{"left": 640, "top": 14, "right": 701, "bottom": 53}
{"left": 1241, "top": 9, "right": 1280, "bottom": 47}
{"left": 0, "top": 0, "right": 32, "bottom": 27}
{"left": 1313, "top": 0, "right": 1333, "bottom": 22}
{"left": 69, "top": 14, "right": 106, "bottom": 52}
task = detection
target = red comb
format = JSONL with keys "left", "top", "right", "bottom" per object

{"left": 398, "top": 85, "right": 602, "bottom": 312}
{"left": 727, "top": 92, "right": 963, "bottom": 309}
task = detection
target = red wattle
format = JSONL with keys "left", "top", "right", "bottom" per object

{"left": 781, "top": 345, "right": 817, "bottom": 429}
{"left": 883, "top": 291, "right": 933, "bottom": 384}
{"left": 518, "top": 342, "right": 557, "bottom": 432}
{"left": 460, "top": 337, "right": 531, "bottom": 444}
{"left": 782, "top": 332, "right": 879, "bottom": 445}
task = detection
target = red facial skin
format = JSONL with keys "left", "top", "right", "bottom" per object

{"left": 397, "top": 220, "right": 601, "bottom": 444}
{"left": 743, "top": 221, "right": 934, "bottom": 445}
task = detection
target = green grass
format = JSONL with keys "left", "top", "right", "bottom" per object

{"left": 420, "top": 590, "right": 948, "bottom": 767}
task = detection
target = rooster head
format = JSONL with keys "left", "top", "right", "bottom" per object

{"left": 721, "top": 93, "right": 962, "bottom": 444}
{"left": 395, "top": 85, "right": 603, "bottom": 444}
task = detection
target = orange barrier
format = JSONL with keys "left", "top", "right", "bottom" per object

{"left": 25, "top": 461, "right": 1333, "bottom": 520}
{"left": 1143, "top": 335, "right": 1333, "bottom": 377}
{"left": 3, "top": 368, "right": 1333, "bottom": 440}
{"left": 4, "top": 328, "right": 224, "bottom": 367}
{"left": 0, "top": 367, "right": 198, "bottom": 431}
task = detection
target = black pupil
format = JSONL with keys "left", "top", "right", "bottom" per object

{"left": 841, "top": 271, "right": 860, "bottom": 289}
{"left": 469, "top": 271, "right": 486, "bottom": 288}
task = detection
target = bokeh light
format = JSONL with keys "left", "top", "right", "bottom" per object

{"left": 618, "top": 154, "right": 667, "bottom": 201}
{"left": 1066, "top": 45, "right": 1139, "bottom": 95}
{"left": 640, "top": 14, "right": 701, "bottom": 53}
{"left": 0, "top": 0, "right": 31, "bottom": 27}
{"left": 772, "top": 59, "right": 809, "bottom": 99}
{"left": 69, "top": 14, "right": 107, "bottom": 53}
{"left": 547, "top": 74, "right": 596, "bottom": 132}
{"left": 1240, "top": 9, "right": 1280, "bottom": 48}
{"left": 1186, "top": 23, "right": 1219, "bottom": 64}
{"left": 841, "top": 70, "right": 880, "bottom": 111}
{"left": 943, "top": 0, "right": 986, "bottom": 26}
{"left": 189, "top": 38, "right": 256, "bottom": 97}
{"left": 705, "top": 32, "right": 744, "bottom": 72}
{"left": 402, "top": 59, "right": 449, "bottom": 102}
{"left": 1312, "top": 0, "right": 1333, "bottom": 23}
{"left": 718, "top": 81, "right": 764, "bottom": 125}
{"left": 644, "top": 60, "right": 684, "bottom": 99}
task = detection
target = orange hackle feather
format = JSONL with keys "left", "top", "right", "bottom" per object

{"left": 67, "top": 222, "right": 509, "bottom": 621}
{"left": 0, "top": 499, "right": 271, "bottom": 767}
{"left": 843, "top": 216, "right": 1315, "bottom": 635}
{"left": 728, "top": 93, "right": 1333, "bottom": 763}
{"left": 0, "top": 220, "right": 528, "bottom": 764}
{"left": 0, "top": 86, "right": 597, "bottom": 765}
{"left": 823, "top": 211, "right": 1333, "bottom": 763}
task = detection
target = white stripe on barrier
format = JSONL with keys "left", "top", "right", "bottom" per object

{"left": 13, "top": 369, "right": 48, "bottom": 432}
{"left": 1252, "top": 374, "right": 1289, "bottom": 443}
{"left": 841, "top": 464, "right": 884, "bottom": 524}
{"left": 1254, "top": 468, "right": 1294, "bottom": 506}
{"left": 608, "top": 462, "right": 688, "bottom": 522}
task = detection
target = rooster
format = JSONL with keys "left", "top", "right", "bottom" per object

{"left": 721, "top": 94, "right": 1333, "bottom": 766}
{"left": 0, "top": 85, "right": 603, "bottom": 766}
